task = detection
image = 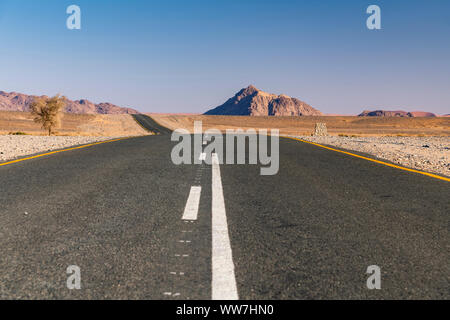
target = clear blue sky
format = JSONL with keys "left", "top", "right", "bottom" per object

{"left": 0, "top": 0, "right": 449, "bottom": 114}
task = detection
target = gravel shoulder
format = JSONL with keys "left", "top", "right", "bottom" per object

{"left": 3, "top": 134, "right": 449, "bottom": 178}
{"left": 0, "top": 135, "right": 130, "bottom": 162}
{"left": 291, "top": 135, "right": 450, "bottom": 178}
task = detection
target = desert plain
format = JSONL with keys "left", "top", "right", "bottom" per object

{"left": 1, "top": 111, "right": 449, "bottom": 177}
{"left": 0, "top": 111, "right": 150, "bottom": 162}
{"left": 0, "top": 111, "right": 148, "bottom": 136}
{"left": 150, "top": 114, "right": 449, "bottom": 177}
{"left": 149, "top": 114, "right": 450, "bottom": 136}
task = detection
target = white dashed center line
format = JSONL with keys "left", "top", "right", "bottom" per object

{"left": 182, "top": 186, "right": 202, "bottom": 220}
{"left": 211, "top": 153, "right": 239, "bottom": 300}
{"left": 168, "top": 150, "right": 238, "bottom": 300}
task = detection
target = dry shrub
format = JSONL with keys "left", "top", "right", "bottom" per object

{"left": 30, "top": 94, "right": 66, "bottom": 135}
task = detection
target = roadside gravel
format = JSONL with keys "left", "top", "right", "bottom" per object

{"left": 291, "top": 135, "right": 450, "bottom": 178}
{"left": 3, "top": 134, "right": 449, "bottom": 178}
{"left": 0, "top": 135, "right": 127, "bottom": 162}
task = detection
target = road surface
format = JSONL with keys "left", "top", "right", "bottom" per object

{"left": 0, "top": 115, "right": 448, "bottom": 299}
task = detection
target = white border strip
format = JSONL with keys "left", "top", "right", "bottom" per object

{"left": 182, "top": 186, "right": 202, "bottom": 221}
{"left": 211, "top": 153, "right": 239, "bottom": 300}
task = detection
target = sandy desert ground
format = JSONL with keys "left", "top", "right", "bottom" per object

{"left": 1, "top": 112, "right": 449, "bottom": 176}
{"left": 150, "top": 114, "right": 450, "bottom": 137}
{"left": 0, "top": 111, "right": 150, "bottom": 162}
{"left": 0, "top": 111, "right": 149, "bottom": 136}
{"left": 151, "top": 114, "right": 449, "bottom": 177}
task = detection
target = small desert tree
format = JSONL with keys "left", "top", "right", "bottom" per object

{"left": 30, "top": 94, "right": 66, "bottom": 136}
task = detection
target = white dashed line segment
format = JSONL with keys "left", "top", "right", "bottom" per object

{"left": 182, "top": 186, "right": 202, "bottom": 221}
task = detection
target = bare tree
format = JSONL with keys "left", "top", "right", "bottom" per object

{"left": 30, "top": 95, "right": 66, "bottom": 136}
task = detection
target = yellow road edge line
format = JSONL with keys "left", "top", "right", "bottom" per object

{"left": 0, "top": 137, "right": 133, "bottom": 167}
{"left": 284, "top": 136, "right": 450, "bottom": 182}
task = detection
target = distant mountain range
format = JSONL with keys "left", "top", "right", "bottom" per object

{"left": 358, "top": 110, "right": 437, "bottom": 117}
{"left": 0, "top": 90, "right": 139, "bottom": 114}
{"left": 204, "top": 85, "right": 323, "bottom": 116}
{"left": 2, "top": 88, "right": 445, "bottom": 117}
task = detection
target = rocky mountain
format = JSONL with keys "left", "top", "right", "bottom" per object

{"left": 408, "top": 111, "right": 437, "bottom": 117}
{"left": 0, "top": 91, "right": 139, "bottom": 114}
{"left": 204, "top": 85, "right": 322, "bottom": 116}
{"left": 358, "top": 110, "right": 436, "bottom": 117}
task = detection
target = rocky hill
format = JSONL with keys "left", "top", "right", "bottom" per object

{"left": 204, "top": 85, "right": 322, "bottom": 116}
{"left": 0, "top": 90, "right": 139, "bottom": 114}
{"left": 359, "top": 110, "right": 436, "bottom": 117}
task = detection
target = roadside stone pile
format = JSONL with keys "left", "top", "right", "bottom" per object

{"left": 314, "top": 123, "right": 328, "bottom": 136}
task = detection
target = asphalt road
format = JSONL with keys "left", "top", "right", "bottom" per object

{"left": 0, "top": 115, "right": 448, "bottom": 299}
{"left": 132, "top": 114, "right": 172, "bottom": 135}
